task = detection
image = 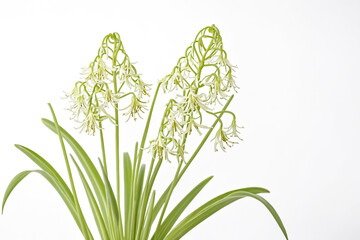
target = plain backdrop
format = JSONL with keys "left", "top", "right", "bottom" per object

{"left": 1, "top": 0, "right": 359, "bottom": 239}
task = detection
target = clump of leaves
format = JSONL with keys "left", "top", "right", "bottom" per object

{"left": 2, "top": 25, "right": 288, "bottom": 240}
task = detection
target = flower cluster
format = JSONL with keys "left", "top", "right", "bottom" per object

{"left": 150, "top": 25, "right": 242, "bottom": 162}
{"left": 66, "top": 33, "right": 150, "bottom": 135}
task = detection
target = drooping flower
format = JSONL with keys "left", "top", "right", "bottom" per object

{"left": 179, "top": 89, "right": 211, "bottom": 113}
{"left": 77, "top": 108, "right": 100, "bottom": 136}
{"left": 80, "top": 63, "right": 95, "bottom": 81}
{"left": 102, "top": 88, "right": 120, "bottom": 107}
{"left": 225, "top": 72, "right": 239, "bottom": 92}
{"left": 66, "top": 84, "right": 88, "bottom": 120}
{"left": 121, "top": 94, "right": 147, "bottom": 121}
{"left": 225, "top": 118, "right": 243, "bottom": 140}
{"left": 135, "top": 79, "right": 151, "bottom": 99}
{"left": 117, "top": 61, "right": 138, "bottom": 89}
{"left": 185, "top": 115, "right": 210, "bottom": 135}
{"left": 205, "top": 74, "right": 229, "bottom": 104}
{"left": 212, "top": 126, "right": 237, "bottom": 152}
{"left": 147, "top": 132, "right": 177, "bottom": 162}
{"left": 95, "top": 57, "right": 111, "bottom": 82}
{"left": 212, "top": 53, "right": 237, "bottom": 71}
{"left": 165, "top": 108, "right": 186, "bottom": 139}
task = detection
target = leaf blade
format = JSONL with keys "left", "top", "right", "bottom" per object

{"left": 98, "top": 159, "right": 120, "bottom": 240}
{"left": 123, "top": 152, "right": 132, "bottom": 238}
{"left": 2, "top": 170, "right": 88, "bottom": 237}
{"left": 71, "top": 155, "right": 109, "bottom": 240}
{"left": 42, "top": 118, "right": 107, "bottom": 216}
{"left": 164, "top": 188, "right": 288, "bottom": 240}
{"left": 152, "top": 176, "right": 213, "bottom": 240}
{"left": 2, "top": 170, "right": 31, "bottom": 214}
{"left": 140, "top": 191, "right": 156, "bottom": 240}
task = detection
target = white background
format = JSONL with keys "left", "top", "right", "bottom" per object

{"left": 1, "top": 0, "right": 359, "bottom": 239}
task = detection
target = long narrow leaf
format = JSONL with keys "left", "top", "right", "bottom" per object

{"left": 130, "top": 164, "right": 146, "bottom": 239}
{"left": 99, "top": 159, "right": 120, "bottom": 240}
{"left": 48, "top": 104, "right": 93, "bottom": 240}
{"left": 2, "top": 170, "right": 87, "bottom": 238}
{"left": 151, "top": 185, "right": 170, "bottom": 226}
{"left": 11, "top": 145, "right": 94, "bottom": 238}
{"left": 14, "top": 144, "right": 72, "bottom": 199}
{"left": 42, "top": 118, "right": 107, "bottom": 216}
{"left": 165, "top": 189, "right": 288, "bottom": 240}
{"left": 71, "top": 155, "right": 109, "bottom": 240}
{"left": 140, "top": 191, "right": 156, "bottom": 240}
{"left": 152, "top": 176, "right": 213, "bottom": 240}
{"left": 135, "top": 155, "right": 158, "bottom": 240}
{"left": 123, "top": 152, "right": 132, "bottom": 236}
{"left": 2, "top": 171, "right": 31, "bottom": 214}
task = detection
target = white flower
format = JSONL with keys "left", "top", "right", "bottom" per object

{"left": 102, "top": 88, "right": 120, "bottom": 106}
{"left": 206, "top": 75, "right": 229, "bottom": 104}
{"left": 165, "top": 108, "right": 186, "bottom": 139}
{"left": 161, "top": 68, "right": 187, "bottom": 92}
{"left": 213, "top": 54, "right": 236, "bottom": 70}
{"left": 80, "top": 66, "right": 93, "bottom": 80}
{"left": 121, "top": 94, "right": 147, "bottom": 121}
{"left": 147, "top": 132, "right": 176, "bottom": 162}
{"left": 118, "top": 62, "right": 137, "bottom": 89}
{"left": 135, "top": 79, "right": 151, "bottom": 99}
{"left": 225, "top": 118, "right": 243, "bottom": 140}
{"left": 225, "top": 73, "right": 239, "bottom": 92}
{"left": 185, "top": 115, "right": 210, "bottom": 135}
{"left": 81, "top": 58, "right": 112, "bottom": 87}
{"left": 180, "top": 89, "right": 211, "bottom": 113}
{"left": 212, "top": 126, "right": 237, "bottom": 152}
{"left": 77, "top": 109, "right": 100, "bottom": 136}
{"left": 96, "top": 102, "right": 116, "bottom": 124}
{"left": 66, "top": 85, "right": 88, "bottom": 120}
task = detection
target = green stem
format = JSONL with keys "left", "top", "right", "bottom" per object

{"left": 135, "top": 152, "right": 157, "bottom": 239}
{"left": 48, "top": 103, "right": 93, "bottom": 240}
{"left": 112, "top": 35, "right": 124, "bottom": 240}
{"left": 129, "top": 82, "right": 161, "bottom": 238}
{"left": 156, "top": 160, "right": 183, "bottom": 230}
{"left": 136, "top": 82, "right": 161, "bottom": 170}
{"left": 179, "top": 95, "right": 234, "bottom": 185}
{"left": 96, "top": 97, "right": 107, "bottom": 173}
{"left": 98, "top": 122, "right": 107, "bottom": 173}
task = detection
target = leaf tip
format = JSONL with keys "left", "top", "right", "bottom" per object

{"left": 41, "top": 118, "right": 51, "bottom": 125}
{"left": 14, "top": 144, "right": 22, "bottom": 149}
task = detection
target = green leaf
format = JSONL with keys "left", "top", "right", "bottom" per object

{"left": 2, "top": 171, "right": 31, "bottom": 214}
{"left": 48, "top": 103, "right": 93, "bottom": 240}
{"left": 14, "top": 144, "right": 73, "bottom": 199}
{"left": 164, "top": 188, "right": 288, "bottom": 240}
{"left": 135, "top": 156, "right": 159, "bottom": 240}
{"left": 140, "top": 191, "right": 156, "bottom": 240}
{"left": 2, "top": 170, "right": 87, "bottom": 238}
{"left": 123, "top": 152, "right": 132, "bottom": 236}
{"left": 42, "top": 118, "right": 107, "bottom": 217}
{"left": 130, "top": 164, "right": 146, "bottom": 239}
{"left": 12, "top": 145, "right": 94, "bottom": 238}
{"left": 152, "top": 176, "right": 213, "bottom": 240}
{"left": 71, "top": 155, "right": 109, "bottom": 240}
{"left": 98, "top": 158, "right": 122, "bottom": 240}
{"left": 151, "top": 184, "right": 170, "bottom": 226}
